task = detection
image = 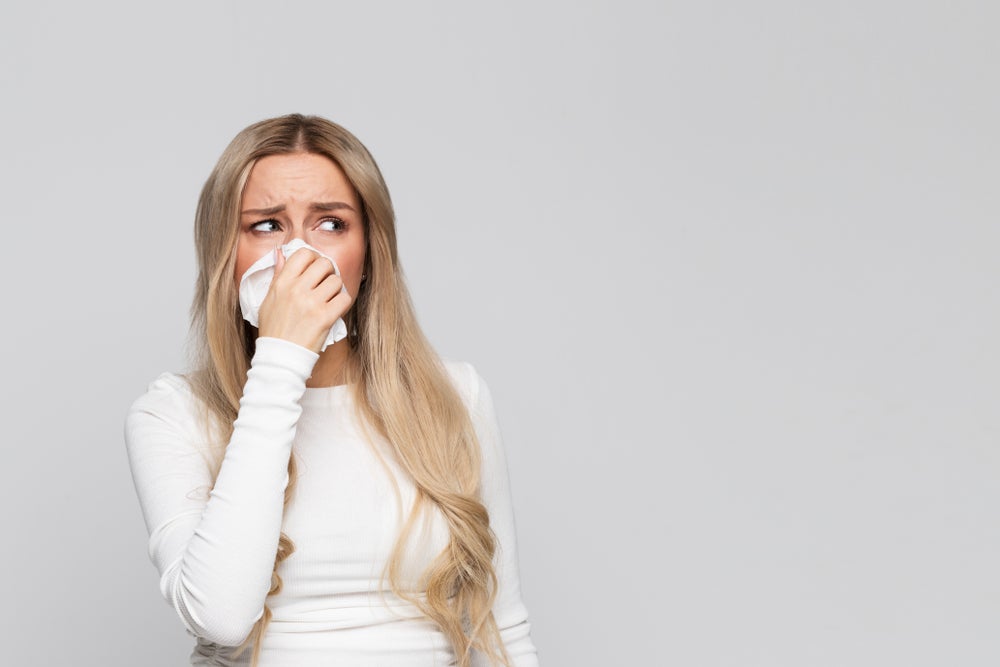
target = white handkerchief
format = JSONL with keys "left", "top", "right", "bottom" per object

{"left": 238, "top": 239, "right": 348, "bottom": 351}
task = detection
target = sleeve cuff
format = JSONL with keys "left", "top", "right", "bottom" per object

{"left": 252, "top": 337, "right": 320, "bottom": 380}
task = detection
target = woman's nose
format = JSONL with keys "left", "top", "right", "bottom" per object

{"left": 282, "top": 228, "right": 307, "bottom": 246}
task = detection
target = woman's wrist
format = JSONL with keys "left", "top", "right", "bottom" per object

{"left": 252, "top": 336, "right": 320, "bottom": 380}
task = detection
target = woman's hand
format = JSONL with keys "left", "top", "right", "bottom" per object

{"left": 257, "top": 247, "right": 353, "bottom": 353}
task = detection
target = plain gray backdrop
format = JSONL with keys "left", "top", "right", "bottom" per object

{"left": 1, "top": 1, "right": 997, "bottom": 665}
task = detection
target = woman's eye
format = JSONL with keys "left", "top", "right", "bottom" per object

{"left": 250, "top": 219, "right": 280, "bottom": 233}
{"left": 318, "top": 218, "right": 345, "bottom": 232}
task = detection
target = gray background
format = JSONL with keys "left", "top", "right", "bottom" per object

{"left": 1, "top": 1, "right": 997, "bottom": 665}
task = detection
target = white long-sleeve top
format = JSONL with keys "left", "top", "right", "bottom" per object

{"left": 124, "top": 337, "right": 538, "bottom": 666}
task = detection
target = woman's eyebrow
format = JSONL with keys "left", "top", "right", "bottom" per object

{"left": 240, "top": 202, "right": 356, "bottom": 216}
{"left": 311, "top": 201, "right": 356, "bottom": 212}
{"left": 242, "top": 204, "right": 285, "bottom": 216}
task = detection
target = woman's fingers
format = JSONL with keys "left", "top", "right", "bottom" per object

{"left": 299, "top": 253, "right": 338, "bottom": 289}
{"left": 326, "top": 288, "right": 354, "bottom": 318}
{"left": 257, "top": 246, "right": 349, "bottom": 352}
{"left": 273, "top": 246, "right": 285, "bottom": 276}
{"left": 315, "top": 271, "right": 345, "bottom": 302}
{"left": 274, "top": 247, "right": 337, "bottom": 285}
{"left": 273, "top": 246, "right": 315, "bottom": 282}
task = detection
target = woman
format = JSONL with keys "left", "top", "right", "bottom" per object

{"left": 125, "top": 114, "right": 538, "bottom": 666}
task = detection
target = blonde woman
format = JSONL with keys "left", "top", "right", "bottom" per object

{"left": 124, "top": 114, "right": 538, "bottom": 666}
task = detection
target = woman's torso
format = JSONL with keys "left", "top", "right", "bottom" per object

{"left": 194, "top": 382, "right": 456, "bottom": 666}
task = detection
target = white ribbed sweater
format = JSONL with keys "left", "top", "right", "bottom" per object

{"left": 125, "top": 337, "right": 538, "bottom": 666}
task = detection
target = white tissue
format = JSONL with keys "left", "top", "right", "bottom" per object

{"left": 238, "top": 239, "right": 348, "bottom": 351}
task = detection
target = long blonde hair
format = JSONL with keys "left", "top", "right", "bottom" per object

{"left": 187, "top": 114, "right": 508, "bottom": 666}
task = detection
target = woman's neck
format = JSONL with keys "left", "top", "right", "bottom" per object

{"left": 305, "top": 337, "right": 353, "bottom": 387}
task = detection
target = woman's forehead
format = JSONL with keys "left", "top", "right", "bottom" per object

{"left": 243, "top": 153, "right": 358, "bottom": 209}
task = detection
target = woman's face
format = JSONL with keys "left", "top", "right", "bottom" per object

{"left": 234, "top": 152, "right": 367, "bottom": 299}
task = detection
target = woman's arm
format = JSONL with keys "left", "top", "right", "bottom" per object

{"left": 465, "top": 364, "right": 541, "bottom": 667}
{"left": 124, "top": 337, "right": 318, "bottom": 646}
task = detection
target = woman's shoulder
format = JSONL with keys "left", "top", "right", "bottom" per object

{"left": 125, "top": 370, "right": 211, "bottom": 450}
{"left": 128, "top": 370, "right": 198, "bottom": 413}
{"left": 441, "top": 360, "right": 502, "bottom": 426}
{"left": 440, "top": 361, "right": 508, "bottom": 477}
{"left": 441, "top": 360, "right": 485, "bottom": 404}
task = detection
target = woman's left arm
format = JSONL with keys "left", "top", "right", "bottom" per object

{"left": 465, "top": 364, "right": 540, "bottom": 667}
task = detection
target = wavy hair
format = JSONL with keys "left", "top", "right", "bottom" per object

{"left": 186, "top": 114, "right": 508, "bottom": 666}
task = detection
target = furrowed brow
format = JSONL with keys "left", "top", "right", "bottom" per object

{"left": 311, "top": 201, "right": 356, "bottom": 212}
{"left": 241, "top": 205, "right": 285, "bottom": 216}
